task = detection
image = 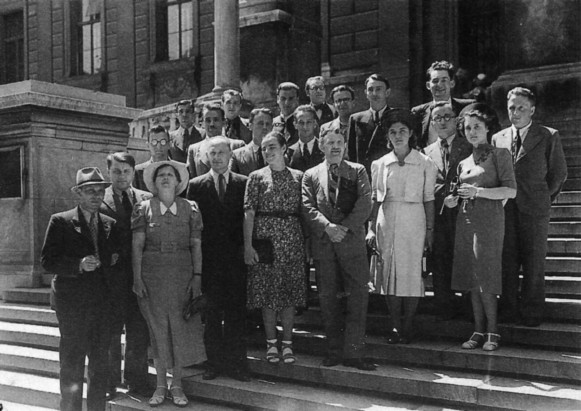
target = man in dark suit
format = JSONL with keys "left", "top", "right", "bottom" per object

{"left": 492, "top": 87, "right": 567, "bottom": 327}
{"left": 305, "top": 76, "right": 337, "bottom": 126}
{"left": 186, "top": 103, "right": 245, "bottom": 178}
{"left": 272, "top": 82, "right": 300, "bottom": 147}
{"left": 302, "top": 128, "right": 375, "bottom": 371}
{"left": 41, "top": 167, "right": 120, "bottom": 411}
{"left": 100, "top": 152, "right": 152, "bottom": 398}
{"left": 411, "top": 61, "right": 475, "bottom": 149}
{"left": 169, "top": 99, "right": 203, "bottom": 163}
{"left": 422, "top": 102, "right": 473, "bottom": 319}
{"left": 321, "top": 85, "right": 356, "bottom": 148}
{"left": 134, "top": 125, "right": 172, "bottom": 192}
{"left": 347, "top": 74, "right": 393, "bottom": 177}
{"left": 222, "top": 89, "right": 252, "bottom": 144}
{"left": 187, "top": 137, "right": 250, "bottom": 382}
{"left": 286, "top": 105, "right": 325, "bottom": 172}
{"left": 231, "top": 108, "right": 274, "bottom": 176}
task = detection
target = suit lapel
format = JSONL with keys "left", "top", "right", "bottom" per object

{"left": 103, "top": 187, "right": 117, "bottom": 214}
{"left": 517, "top": 123, "right": 543, "bottom": 163}
{"left": 422, "top": 104, "right": 432, "bottom": 136}
{"left": 319, "top": 163, "right": 330, "bottom": 202}
{"left": 428, "top": 142, "right": 445, "bottom": 172}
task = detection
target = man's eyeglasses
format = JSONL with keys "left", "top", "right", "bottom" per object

{"left": 150, "top": 139, "right": 168, "bottom": 147}
{"left": 309, "top": 86, "right": 325, "bottom": 91}
{"left": 432, "top": 114, "right": 456, "bottom": 123}
{"left": 334, "top": 98, "right": 352, "bottom": 105}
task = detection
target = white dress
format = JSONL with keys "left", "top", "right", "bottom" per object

{"left": 371, "top": 149, "right": 437, "bottom": 296}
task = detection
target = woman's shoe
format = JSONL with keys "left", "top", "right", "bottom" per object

{"left": 266, "top": 339, "right": 280, "bottom": 364}
{"left": 462, "top": 332, "right": 485, "bottom": 349}
{"left": 169, "top": 386, "right": 188, "bottom": 408}
{"left": 482, "top": 333, "right": 501, "bottom": 351}
{"left": 281, "top": 341, "right": 296, "bottom": 364}
{"left": 386, "top": 330, "right": 400, "bottom": 344}
{"left": 148, "top": 386, "right": 168, "bottom": 407}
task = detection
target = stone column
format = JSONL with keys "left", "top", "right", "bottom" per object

{"left": 213, "top": 0, "right": 240, "bottom": 92}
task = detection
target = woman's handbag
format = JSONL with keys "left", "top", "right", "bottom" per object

{"left": 252, "top": 238, "right": 274, "bottom": 264}
{"left": 182, "top": 294, "right": 208, "bottom": 321}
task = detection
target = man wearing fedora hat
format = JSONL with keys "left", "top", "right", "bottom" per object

{"left": 41, "top": 167, "right": 120, "bottom": 411}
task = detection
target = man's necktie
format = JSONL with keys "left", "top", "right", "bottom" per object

{"left": 218, "top": 174, "right": 226, "bottom": 202}
{"left": 89, "top": 213, "right": 99, "bottom": 259}
{"left": 121, "top": 191, "right": 133, "bottom": 216}
{"left": 225, "top": 119, "right": 233, "bottom": 138}
{"left": 183, "top": 127, "right": 190, "bottom": 148}
{"left": 256, "top": 149, "right": 265, "bottom": 168}
{"left": 513, "top": 129, "right": 522, "bottom": 163}
{"left": 374, "top": 111, "right": 380, "bottom": 125}
{"left": 303, "top": 144, "right": 311, "bottom": 161}
{"left": 441, "top": 140, "right": 450, "bottom": 175}
{"left": 328, "top": 164, "right": 339, "bottom": 206}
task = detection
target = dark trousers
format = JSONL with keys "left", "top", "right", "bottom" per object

{"left": 501, "top": 200, "right": 549, "bottom": 320}
{"left": 315, "top": 251, "right": 369, "bottom": 360}
{"left": 107, "top": 271, "right": 149, "bottom": 390}
{"left": 203, "top": 263, "right": 247, "bottom": 371}
{"left": 429, "top": 207, "right": 458, "bottom": 314}
{"left": 54, "top": 278, "right": 110, "bottom": 411}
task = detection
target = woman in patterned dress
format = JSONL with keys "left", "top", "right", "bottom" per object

{"left": 243, "top": 131, "right": 306, "bottom": 364}
{"left": 132, "top": 160, "right": 206, "bottom": 407}
{"left": 445, "top": 103, "right": 516, "bottom": 351}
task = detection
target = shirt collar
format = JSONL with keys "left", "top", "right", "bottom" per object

{"left": 439, "top": 134, "right": 456, "bottom": 146}
{"left": 432, "top": 98, "right": 452, "bottom": 105}
{"left": 78, "top": 206, "right": 97, "bottom": 223}
{"left": 300, "top": 138, "right": 316, "bottom": 152}
{"left": 324, "top": 159, "right": 342, "bottom": 170}
{"left": 384, "top": 149, "right": 420, "bottom": 166}
{"left": 112, "top": 186, "right": 133, "bottom": 198}
{"left": 210, "top": 168, "right": 230, "bottom": 184}
{"left": 248, "top": 140, "right": 261, "bottom": 152}
{"left": 512, "top": 121, "right": 532, "bottom": 140}
{"left": 160, "top": 202, "right": 177, "bottom": 216}
{"left": 371, "top": 105, "right": 388, "bottom": 119}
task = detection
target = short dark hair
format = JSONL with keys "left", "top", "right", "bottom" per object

{"left": 507, "top": 87, "right": 536, "bottom": 106}
{"left": 249, "top": 107, "right": 274, "bottom": 124}
{"left": 293, "top": 104, "right": 318, "bottom": 120}
{"left": 364, "top": 74, "right": 390, "bottom": 89}
{"left": 148, "top": 125, "right": 168, "bottom": 140}
{"left": 175, "top": 99, "right": 194, "bottom": 112}
{"left": 382, "top": 109, "right": 418, "bottom": 149}
{"left": 305, "top": 76, "right": 325, "bottom": 93}
{"left": 221, "top": 89, "right": 243, "bottom": 103}
{"left": 320, "top": 127, "right": 346, "bottom": 143}
{"left": 330, "top": 85, "right": 355, "bottom": 102}
{"left": 106, "top": 152, "right": 136, "bottom": 169}
{"left": 457, "top": 103, "right": 501, "bottom": 143}
{"left": 426, "top": 61, "right": 455, "bottom": 80}
{"left": 153, "top": 164, "right": 181, "bottom": 183}
{"left": 277, "top": 82, "right": 300, "bottom": 96}
{"left": 203, "top": 103, "right": 225, "bottom": 120}
{"left": 262, "top": 131, "right": 287, "bottom": 149}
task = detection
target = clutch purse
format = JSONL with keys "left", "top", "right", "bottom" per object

{"left": 252, "top": 238, "right": 274, "bottom": 264}
{"left": 182, "top": 294, "right": 208, "bottom": 321}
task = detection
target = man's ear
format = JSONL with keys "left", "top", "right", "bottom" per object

{"left": 530, "top": 105, "right": 536, "bottom": 117}
{"left": 386, "top": 88, "right": 392, "bottom": 98}
{"left": 449, "top": 79, "right": 455, "bottom": 89}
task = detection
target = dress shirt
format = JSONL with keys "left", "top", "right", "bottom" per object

{"left": 370, "top": 106, "right": 388, "bottom": 123}
{"left": 160, "top": 202, "right": 178, "bottom": 216}
{"left": 173, "top": 126, "right": 196, "bottom": 151}
{"left": 299, "top": 138, "right": 316, "bottom": 155}
{"left": 248, "top": 140, "right": 261, "bottom": 153}
{"left": 511, "top": 121, "right": 532, "bottom": 142}
{"left": 209, "top": 169, "right": 230, "bottom": 194}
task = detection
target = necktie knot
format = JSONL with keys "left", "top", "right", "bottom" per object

{"left": 314, "top": 104, "right": 326, "bottom": 111}
{"left": 374, "top": 111, "right": 380, "bottom": 124}
{"left": 121, "top": 191, "right": 132, "bottom": 214}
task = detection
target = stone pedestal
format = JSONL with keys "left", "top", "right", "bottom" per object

{"left": 0, "top": 80, "right": 141, "bottom": 290}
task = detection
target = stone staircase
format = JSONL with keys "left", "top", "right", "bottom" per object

{"left": 1, "top": 134, "right": 580, "bottom": 410}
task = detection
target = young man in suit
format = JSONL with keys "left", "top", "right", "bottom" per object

{"left": 231, "top": 108, "right": 274, "bottom": 176}
{"left": 302, "top": 128, "right": 375, "bottom": 371}
{"left": 347, "top": 74, "right": 393, "bottom": 177}
{"left": 411, "top": 61, "right": 475, "bottom": 148}
{"left": 100, "top": 152, "right": 152, "bottom": 398}
{"left": 492, "top": 87, "right": 567, "bottom": 327}
{"left": 286, "top": 105, "right": 325, "bottom": 172}
{"left": 187, "top": 137, "right": 250, "bottom": 382}
{"left": 222, "top": 89, "right": 252, "bottom": 144}
{"left": 321, "top": 85, "right": 356, "bottom": 148}
{"left": 273, "top": 82, "right": 300, "bottom": 147}
{"left": 168, "top": 99, "right": 203, "bottom": 163}
{"left": 186, "top": 103, "right": 245, "bottom": 178}
{"left": 134, "top": 125, "right": 172, "bottom": 192}
{"left": 305, "top": 76, "right": 337, "bottom": 126}
{"left": 422, "top": 102, "right": 473, "bottom": 320}
{"left": 41, "top": 167, "right": 120, "bottom": 411}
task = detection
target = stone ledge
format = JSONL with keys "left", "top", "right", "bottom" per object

{"left": 239, "top": 9, "right": 292, "bottom": 28}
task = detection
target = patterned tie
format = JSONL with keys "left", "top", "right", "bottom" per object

{"left": 256, "top": 149, "right": 265, "bottom": 168}
{"left": 225, "top": 119, "right": 233, "bottom": 138}
{"left": 89, "top": 213, "right": 99, "bottom": 259}
{"left": 328, "top": 163, "right": 339, "bottom": 206}
{"left": 513, "top": 129, "right": 522, "bottom": 163}
{"left": 441, "top": 139, "right": 450, "bottom": 175}
{"left": 121, "top": 190, "right": 133, "bottom": 216}
{"left": 218, "top": 174, "right": 226, "bottom": 202}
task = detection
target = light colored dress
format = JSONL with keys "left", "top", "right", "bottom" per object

{"left": 371, "top": 149, "right": 437, "bottom": 296}
{"left": 132, "top": 197, "right": 206, "bottom": 368}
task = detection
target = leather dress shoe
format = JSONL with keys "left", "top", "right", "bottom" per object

{"left": 321, "top": 355, "right": 342, "bottom": 367}
{"left": 342, "top": 358, "right": 377, "bottom": 371}
{"left": 202, "top": 368, "right": 219, "bottom": 380}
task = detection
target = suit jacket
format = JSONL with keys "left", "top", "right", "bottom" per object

{"left": 422, "top": 135, "right": 473, "bottom": 212}
{"left": 285, "top": 139, "right": 325, "bottom": 172}
{"left": 186, "top": 137, "right": 245, "bottom": 178}
{"left": 320, "top": 117, "right": 349, "bottom": 142}
{"left": 169, "top": 126, "right": 203, "bottom": 163}
{"left": 492, "top": 122, "right": 567, "bottom": 216}
{"left": 347, "top": 108, "right": 393, "bottom": 176}
{"left": 133, "top": 159, "right": 152, "bottom": 192}
{"left": 302, "top": 160, "right": 372, "bottom": 260}
{"left": 411, "top": 98, "right": 475, "bottom": 148}
{"left": 99, "top": 186, "right": 152, "bottom": 268}
{"left": 186, "top": 172, "right": 248, "bottom": 287}
{"left": 230, "top": 143, "right": 263, "bottom": 176}
{"left": 224, "top": 116, "right": 252, "bottom": 144}
{"left": 273, "top": 114, "right": 299, "bottom": 147}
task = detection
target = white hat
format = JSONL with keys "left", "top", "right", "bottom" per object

{"left": 143, "top": 160, "right": 189, "bottom": 195}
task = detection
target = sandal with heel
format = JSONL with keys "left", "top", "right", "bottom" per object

{"left": 461, "top": 332, "right": 485, "bottom": 349}
{"left": 169, "top": 386, "right": 188, "bottom": 408}
{"left": 148, "top": 386, "right": 168, "bottom": 407}
{"left": 266, "top": 339, "right": 280, "bottom": 364}
{"left": 482, "top": 333, "right": 501, "bottom": 351}
{"left": 281, "top": 341, "right": 296, "bottom": 364}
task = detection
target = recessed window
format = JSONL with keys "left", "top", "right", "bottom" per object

{"left": 156, "top": 0, "right": 193, "bottom": 61}
{"left": 0, "top": 11, "right": 25, "bottom": 84}
{"left": 0, "top": 146, "right": 24, "bottom": 199}
{"left": 70, "top": 0, "right": 103, "bottom": 75}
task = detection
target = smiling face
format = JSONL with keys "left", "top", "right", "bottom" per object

{"left": 203, "top": 109, "right": 224, "bottom": 137}
{"left": 108, "top": 159, "right": 135, "bottom": 192}
{"left": 508, "top": 94, "right": 535, "bottom": 129}
{"left": 261, "top": 135, "right": 286, "bottom": 166}
{"left": 277, "top": 89, "right": 299, "bottom": 117}
{"left": 250, "top": 112, "right": 273, "bottom": 145}
{"left": 295, "top": 110, "right": 317, "bottom": 142}
{"left": 387, "top": 122, "right": 412, "bottom": 150}
{"left": 321, "top": 132, "right": 345, "bottom": 164}
{"left": 426, "top": 70, "right": 455, "bottom": 101}
{"left": 223, "top": 94, "right": 242, "bottom": 120}
{"left": 75, "top": 185, "right": 106, "bottom": 214}
{"left": 154, "top": 165, "right": 179, "bottom": 193}
{"left": 307, "top": 78, "right": 326, "bottom": 105}
{"left": 366, "top": 79, "right": 390, "bottom": 111}
{"left": 463, "top": 115, "right": 488, "bottom": 147}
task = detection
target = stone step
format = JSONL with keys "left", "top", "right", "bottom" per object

{"left": 0, "top": 402, "right": 57, "bottom": 411}
{"left": 0, "top": 343, "right": 59, "bottom": 377}
{"left": 563, "top": 178, "right": 581, "bottom": 191}
{"left": 554, "top": 191, "right": 581, "bottom": 205}
{"left": 0, "top": 301, "right": 56, "bottom": 326}
{"left": 2, "top": 287, "right": 51, "bottom": 305}
{"left": 550, "top": 204, "right": 581, "bottom": 220}
{"left": 565, "top": 155, "right": 581, "bottom": 167}
{"left": 548, "top": 238, "right": 581, "bottom": 255}
{"left": 549, "top": 221, "right": 581, "bottom": 237}
{"left": 545, "top": 256, "right": 581, "bottom": 274}
{"left": 0, "top": 321, "right": 60, "bottom": 350}
{"left": 566, "top": 166, "right": 581, "bottom": 179}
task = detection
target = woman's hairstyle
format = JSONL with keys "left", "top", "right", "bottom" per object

{"left": 153, "top": 164, "right": 181, "bottom": 184}
{"left": 457, "top": 102, "right": 501, "bottom": 142}
{"left": 382, "top": 109, "right": 417, "bottom": 149}
{"left": 261, "top": 131, "right": 287, "bottom": 149}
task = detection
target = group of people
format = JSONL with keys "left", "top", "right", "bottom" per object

{"left": 41, "top": 60, "right": 567, "bottom": 411}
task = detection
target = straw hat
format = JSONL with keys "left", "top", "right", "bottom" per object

{"left": 143, "top": 160, "right": 189, "bottom": 195}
